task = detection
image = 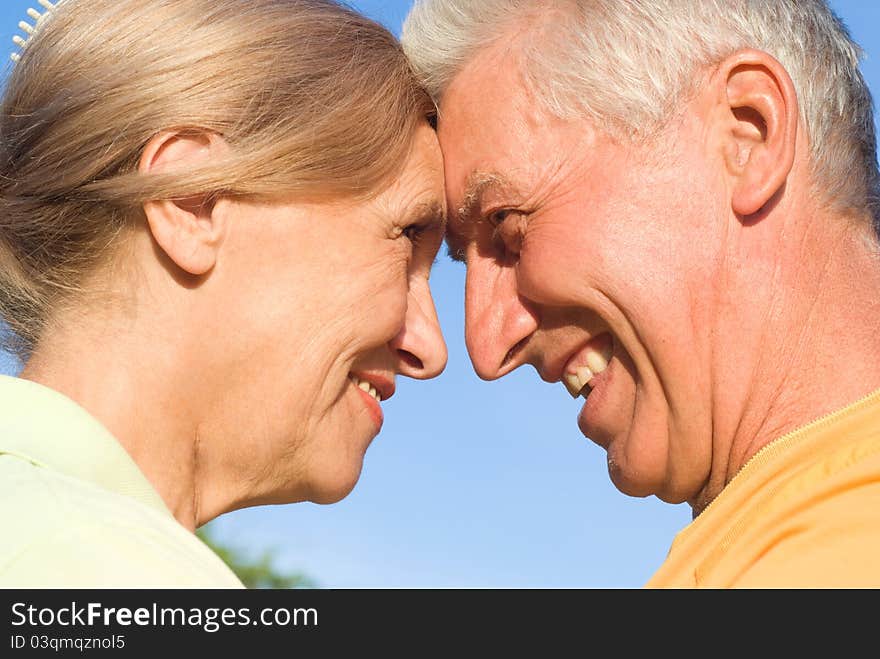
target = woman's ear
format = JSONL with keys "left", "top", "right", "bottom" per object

{"left": 716, "top": 49, "right": 798, "bottom": 218}
{"left": 139, "top": 130, "right": 229, "bottom": 276}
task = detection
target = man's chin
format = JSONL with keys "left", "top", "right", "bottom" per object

{"left": 606, "top": 450, "right": 697, "bottom": 504}
{"left": 606, "top": 458, "right": 658, "bottom": 498}
{"left": 603, "top": 434, "right": 671, "bottom": 499}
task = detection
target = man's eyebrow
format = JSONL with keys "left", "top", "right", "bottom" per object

{"left": 457, "top": 172, "right": 509, "bottom": 224}
{"left": 445, "top": 172, "right": 510, "bottom": 263}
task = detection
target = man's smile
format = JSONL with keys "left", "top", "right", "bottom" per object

{"left": 561, "top": 332, "right": 614, "bottom": 400}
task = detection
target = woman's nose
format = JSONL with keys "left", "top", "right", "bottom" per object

{"left": 390, "top": 277, "right": 447, "bottom": 379}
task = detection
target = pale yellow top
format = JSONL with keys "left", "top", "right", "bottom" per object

{"left": 0, "top": 375, "right": 243, "bottom": 588}
{"left": 647, "top": 388, "right": 880, "bottom": 588}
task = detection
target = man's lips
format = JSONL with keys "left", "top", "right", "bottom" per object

{"left": 576, "top": 355, "right": 617, "bottom": 449}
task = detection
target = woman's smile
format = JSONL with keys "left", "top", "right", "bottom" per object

{"left": 349, "top": 372, "right": 396, "bottom": 430}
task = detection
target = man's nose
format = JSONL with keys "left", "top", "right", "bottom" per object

{"left": 464, "top": 253, "right": 539, "bottom": 380}
{"left": 390, "top": 276, "right": 448, "bottom": 379}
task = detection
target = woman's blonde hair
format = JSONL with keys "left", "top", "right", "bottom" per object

{"left": 0, "top": 0, "right": 433, "bottom": 356}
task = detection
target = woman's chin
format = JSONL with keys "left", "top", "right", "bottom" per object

{"left": 235, "top": 460, "right": 365, "bottom": 509}
{"left": 302, "top": 460, "right": 366, "bottom": 505}
{"left": 306, "top": 478, "right": 361, "bottom": 505}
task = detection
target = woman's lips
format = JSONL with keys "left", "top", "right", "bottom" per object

{"left": 350, "top": 372, "right": 395, "bottom": 402}
{"left": 356, "top": 386, "right": 383, "bottom": 429}
{"left": 349, "top": 373, "right": 394, "bottom": 430}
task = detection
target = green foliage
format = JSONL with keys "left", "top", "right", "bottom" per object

{"left": 197, "top": 523, "right": 316, "bottom": 589}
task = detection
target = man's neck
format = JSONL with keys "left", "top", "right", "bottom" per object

{"left": 694, "top": 212, "right": 880, "bottom": 515}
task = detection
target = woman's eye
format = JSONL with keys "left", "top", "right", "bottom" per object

{"left": 489, "top": 209, "right": 511, "bottom": 226}
{"left": 402, "top": 224, "right": 427, "bottom": 246}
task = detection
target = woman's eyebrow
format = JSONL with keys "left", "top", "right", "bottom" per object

{"left": 410, "top": 199, "right": 447, "bottom": 233}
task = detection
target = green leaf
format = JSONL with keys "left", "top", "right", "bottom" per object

{"left": 196, "top": 523, "right": 317, "bottom": 589}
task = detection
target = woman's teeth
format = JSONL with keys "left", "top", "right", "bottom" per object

{"left": 352, "top": 376, "right": 381, "bottom": 402}
{"left": 563, "top": 345, "right": 611, "bottom": 399}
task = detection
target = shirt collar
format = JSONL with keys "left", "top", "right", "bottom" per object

{"left": 0, "top": 375, "right": 172, "bottom": 516}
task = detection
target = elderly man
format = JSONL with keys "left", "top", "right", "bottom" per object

{"left": 402, "top": 0, "right": 880, "bottom": 586}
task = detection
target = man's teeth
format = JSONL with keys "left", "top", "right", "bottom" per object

{"left": 563, "top": 345, "right": 611, "bottom": 399}
{"left": 352, "top": 376, "right": 381, "bottom": 402}
{"left": 564, "top": 368, "right": 592, "bottom": 398}
{"left": 585, "top": 349, "right": 609, "bottom": 376}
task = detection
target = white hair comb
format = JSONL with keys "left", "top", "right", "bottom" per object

{"left": 11, "top": 0, "right": 62, "bottom": 63}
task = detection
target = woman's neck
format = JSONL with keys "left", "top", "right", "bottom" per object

{"left": 21, "top": 322, "right": 207, "bottom": 531}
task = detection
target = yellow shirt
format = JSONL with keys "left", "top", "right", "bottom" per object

{"left": 0, "top": 375, "right": 243, "bottom": 588}
{"left": 647, "top": 388, "right": 880, "bottom": 588}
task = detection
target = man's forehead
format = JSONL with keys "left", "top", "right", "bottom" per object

{"left": 435, "top": 37, "right": 539, "bottom": 156}
{"left": 438, "top": 65, "right": 583, "bottom": 218}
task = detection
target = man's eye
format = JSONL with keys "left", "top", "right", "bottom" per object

{"left": 487, "top": 209, "right": 524, "bottom": 257}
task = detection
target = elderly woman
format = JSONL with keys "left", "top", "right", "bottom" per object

{"left": 0, "top": 0, "right": 447, "bottom": 587}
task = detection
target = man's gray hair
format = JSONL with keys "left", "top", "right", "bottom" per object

{"left": 402, "top": 0, "right": 879, "bottom": 224}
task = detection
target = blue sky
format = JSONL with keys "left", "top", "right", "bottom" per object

{"left": 1, "top": 0, "right": 877, "bottom": 588}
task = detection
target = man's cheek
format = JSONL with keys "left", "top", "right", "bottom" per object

{"left": 519, "top": 240, "right": 591, "bottom": 306}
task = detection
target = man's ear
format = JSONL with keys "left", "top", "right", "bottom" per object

{"left": 717, "top": 49, "right": 798, "bottom": 217}
{"left": 139, "top": 130, "right": 228, "bottom": 276}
